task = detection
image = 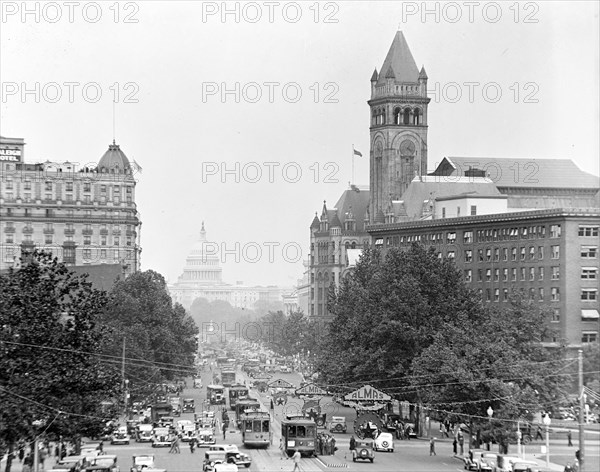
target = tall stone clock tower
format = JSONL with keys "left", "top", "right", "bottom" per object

{"left": 369, "top": 31, "right": 430, "bottom": 223}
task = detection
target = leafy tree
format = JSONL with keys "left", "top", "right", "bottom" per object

{"left": 316, "top": 244, "right": 482, "bottom": 394}
{"left": 410, "top": 292, "right": 568, "bottom": 445}
{"left": 99, "top": 270, "right": 199, "bottom": 399}
{"left": 0, "top": 251, "right": 120, "bottom": 471}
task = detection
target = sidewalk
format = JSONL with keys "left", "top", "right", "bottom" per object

{"left": 453, "top": 451, "right": 565, "bottom": 471}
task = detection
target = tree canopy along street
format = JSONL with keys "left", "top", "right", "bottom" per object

{"left": 0, "top": 251, "right": 199, "bottom": 472}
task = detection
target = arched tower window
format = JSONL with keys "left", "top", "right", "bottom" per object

{"left": 394, "top": 108, "right": 401, "bottom": 125}
{"left": 413, "top": 108, "right": 421, "bottom": 125}
{"left": 403, "top": 108, "right": 411, "bottom": 125}
{"left": 372, "top": 109, "right": 377, "bottom": 126}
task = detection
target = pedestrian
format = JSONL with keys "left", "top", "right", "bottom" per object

{"left": 39, "top": 446, "right": 47, "bottom": 470}
{"left": 18, "top": 445, "right": 25, "bottom": 463}
{"left": 349, "top": 435, "right": 356, "bottom": 451}
{"left": 291, "top": 449, "right": 301, "bottom": 472}
{"left": 60, "top": 444, "right": 66, "bottom": 460}
{"left": 280, "top": 438, "right": 288, "bottom": 460}
{"left": 458, "top": 432, "right": 464, "bottom": 455}
{"left": 270, "top": 399, "right": 274, "bottom": 410}
{"left": 535, "top": 425, "right": 543, "bottom": 441}
{"left": 567, "top": 430, "right": 573, "bottom": 447}
{"left": 189, "top": 438, "right": 195, "bottom": 453}
{"left": 222, "top": 422, "right": 227, "bottom": 440}
{"left": 54, "top": 443, "right": 59, "bottom": 458}
{"left": 453, "top": 437, "right": 457, "bottom": 455}
{"left": 331, "top": 436, "right": 336, "bottom": 456}
{"left": 98, "top": 440, "right": 103, "bottom": 453}
{"left": 429, "top": 437, "right": 436, "bottom": 456}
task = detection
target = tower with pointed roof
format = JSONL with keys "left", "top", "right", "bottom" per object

{"left": 369, "top": 31, "right": 430, "bottom": 223}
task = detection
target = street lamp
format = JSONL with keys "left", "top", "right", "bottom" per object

{"left": 487, "top": 407, "right": 493, "bottom": 452}
{"left": 543, "top": 413, "right": 551, "bottom": 468}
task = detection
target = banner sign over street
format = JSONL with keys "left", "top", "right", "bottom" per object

{"left": 343, "top": 385, "right": 391, "bottom": 402}
{"left": 267, "top": 378, "right": 294, "bottom": 388}
{"left": 295, "top": 383, "right": 328, "bottom": 396}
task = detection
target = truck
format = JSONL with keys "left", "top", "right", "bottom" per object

{"left": 169, "top": 396, "right": 182, "bottom": 417}
{"left": 221, "top": 370, "right": 236, "bottom": 388}
{"left": 150, "top": 402, "right": 173, "bottom": 423}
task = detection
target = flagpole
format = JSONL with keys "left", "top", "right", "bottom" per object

{"left": 352, "top": 144, "right": 355, "bottom": 185}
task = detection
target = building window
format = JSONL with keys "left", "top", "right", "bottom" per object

{"left": 24, "top": 180, "right": 31, "bottom": 190}
{"left": 447, "top": 251, "right": 455, "bottom": 259}
{"left": 83, "top": 249, "right": 92, "bottom": 260}
{"left": 464, "top": 250, "right": 473, "bottom": 263}
{"left": 582, "top": 332, "right": 598, "bottom": 344}
{"left": 538, "top": 288, "right": 544, "bottom": 301}
{"left": 63, "top": 246, "right": 75, "bottom": 264}
{"left": 551, "top": 267, "right": 560, "bottom": 280}
{"left": 581, "top": 246, "right": 598, "bottom": 258}
{"left": 502, "top": 268, "right": 508, "bottom": 281}
{"left": 101, "top": 185, "right": 107, "bottom": 193}
{"left": 45, "top": 234, "right": 53, "bottom": 244}
{"left": 581, "top": 289, "right": 598, "bottom": 301}
{"left": 478, "top": 249, "right": 484, "bottom": 262}
{"left": 511, "top": 247, "right": 517, "bottom": 261}
{"left": 477, "top": 269, "right": 483, "bottom": 282}
{"left": 494, "top": 248, "right": 500, "bottom": 262}
{"left": 6, "top": 234, "right": 14, "bottom": 244}
{"left": 457, "top": 207, "right": 461, "bottom": 217}
{"left": 494, "top": 269, "right": 500, "bottom": 282}
{"left": 486, "top": 269, "right": 491, "bottom": 282}
{"left": 581, "top": 267, "right": 598, "bottom": 279}
{"left": 126, "top": 238, "right": 132, "bottom": 246}
{"left": 529, "top": 267, "right": 535, "bottom": 281}
{"left": 486, "top": 289, "right": 491, "bottom": 301}
{"left": 114, "top": 186, "right": 120, "bottom": 194}
{"left": 101, "top": 237, "right": 107, "bottom": 246}
{"left": 511, "top": 268, "right": 517, "bottom": 281}
{"left": 579, "top": 225, "right": 599, "bottom": 237}
{"left": 442, "top": 208, "right": 446, "bottom": 218}
{"left": 538, "top": 267, "right": 544, "bottom": 281}
{"left": 550, "top": 224, "right": 561, "bottom": 238}
{"left": 537, "top": 246, "right": 544, "bottom": 260}
{"left": 494, "top": 289, "right": 500, "bottom": 302}
{"left": 520, "top": 247, "right": 526, "bottom": 261}
{"left": 114, "top": 237, "right": 120, "bottom": 246}
{"left": 503, "top": 288, "right": 509, "bottom": 301}
{"left": 66, "top": 181, "right": 73, "bottom": 192}
{"left": 529, "top": 246, "right": 535, "bottom": 260}
{"left": 529, "top": 288, "right": 536, "bottom": 300}
{"left": 446, "top": 232, "right": 456, "bottom": 244}
{"left": 464, "top": 231, "right": 473, "bottom": 243}
{"left": 486, "top": 249, "right": 492, "bottom": 261}
{"left": 83, "top": 236, "right": 91, "bottom": 245}
{"left": 83, "top": 182, "right": 91, "bottom": 192}
{"left": 464, "top": 269, "right": 472, "bottom": 282}
{"left": 520, "top": 268, "right": 526, "bottom": 281}
{"left": 45, "top": 181, "right": 52, "bottom": 191}
{"left": 551, "top": 309, "right": 560, "bottom": 322}
{"left": 551, "top": 245, "right": 560, "bottom": 259}
{"left": 470, "top": 205, "right": 477, "bottom": 216}
{"left": 113, "top": 249, "right": 119, "bottom": 260}
{"left": 100, "top": 249, "right": 107, "bottom": 259}
{"left": 551, "top": 287, "right": 560, "bottom": 301}
{"left": 502, "top": 248, "right": 508, "bottom": 261}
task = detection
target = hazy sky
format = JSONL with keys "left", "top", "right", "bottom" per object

{"left": 1, "top": 1, "right": 599, "bottom": 287}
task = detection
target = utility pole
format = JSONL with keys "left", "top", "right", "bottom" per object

{"left": 578, "top": 349, "right": 585, "bottom": 472}
{"left": 122, "top": 338, "right": 127, "bottom": 418}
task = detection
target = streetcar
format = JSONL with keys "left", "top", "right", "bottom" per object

{"left": 240, "top": 410, "right": 271, "bottom": 448}
{"left": 234, "top": 399, "right": 261, "bottom": 427}
{"left": 281, "top": 416, "right": 317, "bottom": 457}
{"left": 207, "top": 384, "right": 226, "bottom": 405}
{"left": 228, "top": 384, "right": 249, "bottom": 410}
{"left": 221, "top": 369, "right": 236, "bottom": 387}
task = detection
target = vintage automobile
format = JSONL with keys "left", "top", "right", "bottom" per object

{"left": 151, "top": 428, "right": 171, "bottom": 448}
{"left": 85, "top": 454, "right": 119, "bottom": 472}
{"left": 157, "top": 416, "right": 174, "bottom": 429}
{"left": 130, "top": 455, "right": 155, "bottom": 472}
{"left": 79, "top": 444, "right": 101, "bottom": 460}
{"left": 329, "top": 416, "right": 347, "bottom": 433}
{"left": 352, "top": 439, "right": 375, "bottom": 463}
{"left": 126, "top": 420, "right": 139, "bottom": 436}
{"left": 463, "top": 449, "right": 488, "bottom": 470}
{"left": 136, "top": 424, "right": 154, "bottom": 442}
{"left": 380, "top": 413, "right": 402, "bottom": 433}
{"left": 197, "top": 428, "right": 216, "bottom": 447}
{"left": 194, "top": 378, "right": 203, "bottom": 389}
{"left": 183, "top": 398, "right": 195, "bottom": 413}
{"left": 203, "top": 451, "right": 228, "bottom": 472}
{"left": 373, "top": 432, "right": 394, "bottom": 452}
{"left": 494, "top": 455, "right": 523, "bottom": 472}
{"left": 53, "top": 455, "right": 87, "bottom": 472}
{"left": 208, "top": 445, "right": 251, "bottom": 468}
{"left": 477, "top": 452, "right": 499, "bottom": 471}
{"left": 180, "top": 424, "right": 197, "bottom": 442}
{"left": 111, "top": 427, "right": 131, "bottom": 445}
{"left": 511, "top": 460, "right": 542, "bottom": 472}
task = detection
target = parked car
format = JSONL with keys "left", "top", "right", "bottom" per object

{"left": 85, "top": 454, "right": 119, "bottom": 472}
{"left": 53, "top": 455, "right": 87, "bottom": 472}
{"left": 373, "top": 432, "right": 394, "bottom": 452}
{"left": 478, "top": 452, "right": 498, "bottom": 471}
{"left": 352, "top": 439, "right": 375, "bottom": 463}
{"left": 183, "top": 398, "right": 195, "bottom": 413}
{"left": 135, "top": 424, "right": 154, "bottom": 442}
{"left": 511, "top": 460, "right": 541, "bottom": 472}
{"left": 329, "top": 416, "right": 347, "bottom": 433}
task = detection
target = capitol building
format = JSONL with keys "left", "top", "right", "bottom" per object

{"left": 168, "top": 223, "right": 292, "bottom": 311}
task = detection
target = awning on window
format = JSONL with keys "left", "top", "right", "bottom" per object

{"left": 581, "top": 309, "right": 599, "bottom": 319}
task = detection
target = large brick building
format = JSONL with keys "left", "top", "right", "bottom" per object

{"left": 0, "top": 136, "right": 142, "bottom": 275}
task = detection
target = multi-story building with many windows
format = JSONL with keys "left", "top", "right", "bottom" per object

{"left": 0, "top": 136, "right": 142, "bottom": 275}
